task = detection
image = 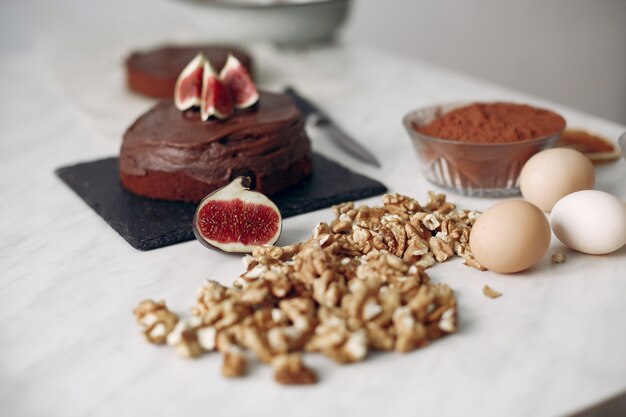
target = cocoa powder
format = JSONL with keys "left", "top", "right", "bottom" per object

{"left": 416, "top": 103, "right": 565, "bottom": 143}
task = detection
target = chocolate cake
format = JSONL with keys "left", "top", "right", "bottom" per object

{"left": 126, "top": 45, "right": 253, "bottom": 98}
{"left": 119, "top": 91, "right": 312, "bottom": 203}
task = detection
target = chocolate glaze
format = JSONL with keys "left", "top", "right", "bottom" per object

{"left": 120, "top": 92, "right": 311, "bottom": 187}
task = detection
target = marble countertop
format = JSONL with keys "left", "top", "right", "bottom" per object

{"left": 1, "top": 1, "right": 625, "bottom": 416}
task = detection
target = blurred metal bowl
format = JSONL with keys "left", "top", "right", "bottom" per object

{"left": 180, "top": 0, "right": 351, "bottom": 45}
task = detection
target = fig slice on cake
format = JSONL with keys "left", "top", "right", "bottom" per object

{"left": 220, "top": 54, "right": 259, "bottom": 109}
{"left": 193, "top": 177, "right": 282, "bottom": 253}
{"left": 174, "top": 53, "right": 206, "bottom": 111}
{"left": 200, "top": 61, "right": 234, "bottom": 121}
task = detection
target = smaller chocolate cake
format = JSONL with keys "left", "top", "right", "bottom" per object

{"left": 119, "top": 92, "right": 312, "bottom": 203}
{"left": 126, "top": 45, "right": 253, "bottom": 98}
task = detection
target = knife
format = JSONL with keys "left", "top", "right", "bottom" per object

{"left": 285, "top": 86, "right": 381, "bottom": 168}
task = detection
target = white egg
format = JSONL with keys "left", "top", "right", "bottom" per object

{"left": 550, "top": 190, "right": 626, "bottom": 254}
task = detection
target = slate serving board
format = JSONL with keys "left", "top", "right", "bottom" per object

{"left": 55, "top": 153, "right": 387, "bottom": 250}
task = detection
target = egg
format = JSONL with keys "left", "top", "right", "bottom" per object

{"left": 470, "top": 200, "right": 551, "bottom": 273}
{"left": 519, "top": 148, "right": 595, "bottom": 212}
{"left": 550, "top": 190, "right": 626, "bottom": 254}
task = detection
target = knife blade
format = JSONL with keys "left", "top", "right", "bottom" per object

{"left": 285, "top": 86, "right": 381, "bottom": 168}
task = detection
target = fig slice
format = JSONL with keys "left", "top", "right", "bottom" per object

{"left": 174, "top": 53, "right": 206, "bottom": 111}
{"left": 200, "top": 60, "right": 234, "bottom": 121}
{"left": 220, "top": 54, "right": 259, "bottom": 109}
{"left": 193, "top": 177, "right": 282, "bottom": 253}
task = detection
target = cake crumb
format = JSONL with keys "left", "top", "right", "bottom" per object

{"left": 482, "top": 285, "right": 502, "bottom": 299}
{"left": 551, "top": 252, "right": 567, "bottom": 264}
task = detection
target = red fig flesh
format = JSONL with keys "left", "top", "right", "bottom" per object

{"left": 193, "top": 177, "right": 282, "bottom": 253}
{"left": 220, "top": 54, "right": 259, "bottom": 109}
{"left": 200, "top": 61, "right": 234, "bottom": 121}
{"left": 174, "top": 53, "right": 205, "bottom": 111}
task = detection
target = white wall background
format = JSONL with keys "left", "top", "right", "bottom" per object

{"left": 342, "top": 0, "right": 626, "bottom": 124}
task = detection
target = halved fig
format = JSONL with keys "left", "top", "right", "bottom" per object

{"left": 193, "top": 177, "right": 282, "bottom": 253}
{"left": 174, "top": 53, "right": 205, "bottom": 111}
{"left": 220, "top": 54, "right": 259, "bottom": 109}
{"left": 200, "top": 61, "right": 234, "bottom": 121}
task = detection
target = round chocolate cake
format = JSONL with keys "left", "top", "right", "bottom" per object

{"left": 126, "top": 45, "right": 253, "bottom": 98}
{"left": 119, "top": 92, "right": 312, "bottom": 203}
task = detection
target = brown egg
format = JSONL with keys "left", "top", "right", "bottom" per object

{"left": 519, "top": 148, "right": 595, "bottom": 212}
{"left": 470, "top": 200, "right": 551, "bottom": 273}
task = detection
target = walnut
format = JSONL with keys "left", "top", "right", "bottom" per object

{"left": 429, "top": 236, "right": 454, "bottom": 263}
{"left": 365, "top": 322, "right": 395, "bottom": 350}
{"left": 323, "top": 234, "right": 362, "bottom": 258}
{"left": 222, "top": 347, "right": 247, "bottom": 377}
{"left": 438, "top": 219, "right": 465, "bottom": 245}
{"left": 331, "top": 220, "right": 352, "bottom": 234}
{"left": 312, "top": 269, "right": 347, "bottom": 308}
{"left": 267, "top": 325, "right": 306, "bottom": 354}
{"left": 459, "top": 246, "right": 486, "bottom": 271}
{"left": 192, "top": 280, "right": 233, "bottom": 316}
{"left": 350, "top": 225, "right": 375, "bottom": 254}
{"left": 393, "top": 306, "right": 428, "bottom": 352}
{"left": 403, "top": 237, "right": 429, "bottom": 264}
{"left": 272, "top": 354, "right": 317, "bottom": 385}
{"left": 239, "top": 325, "right": 274, "bottom": 363}
{"left": 134, "top": 191, "right": 475, "bottom": 385}
{"left": 356, "top": 250, "right": 409, "bottom": 284}
{"left": 483, "top": 285, "right": 502, "bottom": 299}
{"left": 415, "top": 252, "right": 436, "bottom": 269}
{"left": 332, "top": 202, "right": 354, "bottom": 218}
{"left": 270, "top": 308, "right": 290, "bottom": 326}
{"left": 252, "top": 243, "right": 302, "bottom": 262}
{"left": 342, "top": 277, "right": 401, "bottom": 333}
{"left": 293, "top": 245, "right": 338, "bottom": 286}
{"left": 421, "top": 213, "right": 441, "bottom": 231}
{"left": 196, "top": 325, "right": 217, "bottom": 351}
{"left": 235, "top": 264, "right": 266, "bottom": 288}
{"left": 166, "top": 319, "right": 202, "bottom": 358}
{"left": 199, "top": 297, "right": 251, "bottom": 331}
{"left": 426, "top": 191, "right": 455, "bottom": 212}
{"left": 551, "top": 252, "right": 567, "bottom": 264}
{"left": 380, "top": 220, "right": 408, "bottom": 258}
{"left": 264, "top": 270, "right": 293, "bottom": 299}
{"left": 467, "top": 210, "right": 481, "bottom": 225}
{"left": 438, "top": 307, "right": 457, "bottom": 333}
{"left": 403, "top": 283, "right": 457, "bottom": 337}
{"left": 215, "top": 325, "right": 241, "bottom": 353}
{"left": 278, "top": 297, "right": 317, "bottom": 331}
{"left": 238, "top": 279, "right": 273, "bottom": 307}
{"left": 306, "top": 308, "right": 368, "bottom": 363}
{"left": 342, "top": 277, "right": 382, "bottom": 321}
{"left": 408, "top": 213, "right": 433, "bottom": 241}
{"left": 353, "top": 206, "right": 387, "bottom": 227}
{"left": 383, "top": 193, "right": 422, "bottom": 216}
{"left": 133, "top": 299, "right": 179, "bottom": 344}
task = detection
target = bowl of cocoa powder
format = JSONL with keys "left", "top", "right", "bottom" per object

{"left": 403, "top": 102, "right": 566, "bottom": 197}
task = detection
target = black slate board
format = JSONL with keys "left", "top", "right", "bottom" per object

{"left": 55, "top": 154, "right": 387, "bottom": 250}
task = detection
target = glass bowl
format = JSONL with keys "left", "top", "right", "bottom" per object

{"left": 403, "top": 103, "right": 565, "bottom": 197}
{"left": 619, "top": 131, "right": 626, "bottom": 161}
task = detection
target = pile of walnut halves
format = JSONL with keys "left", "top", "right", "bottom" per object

{"left": 134, "top": 192, "right": 482, "bottom": 385}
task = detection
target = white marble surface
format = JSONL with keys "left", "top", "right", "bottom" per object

{"left": 1, "top": 1, "right": 625, "bottom": 416}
